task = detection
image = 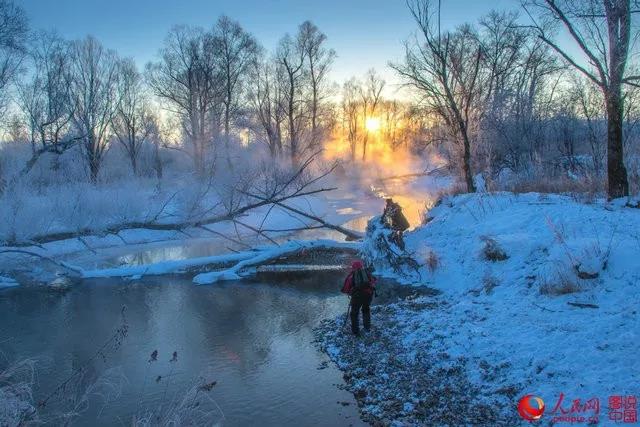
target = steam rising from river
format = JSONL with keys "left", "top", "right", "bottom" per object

{"left": 322, "top": 133, "right": 449, "bottom": 228}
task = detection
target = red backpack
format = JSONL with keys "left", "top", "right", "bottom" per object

{"left": 341, "top": 268, "right": 375, "bottom": 295}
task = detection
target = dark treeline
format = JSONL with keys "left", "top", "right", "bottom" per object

{"left": 394, "top": 0, "right": 640, "bottom": 198}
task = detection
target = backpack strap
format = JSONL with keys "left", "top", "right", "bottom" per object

{"left": 341, "top": 272, "right": 354, "bottom": 294}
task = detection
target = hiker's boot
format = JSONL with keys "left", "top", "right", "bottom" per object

{"left": 351, "top": 322, "right": 360, "bottom": 336}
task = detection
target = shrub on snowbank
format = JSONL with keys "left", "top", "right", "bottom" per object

{"left": 480, "top": 236, "right": 508, "bottom": 261}
{"left": 539, "top": 268, "right": 582, "bottom": 296}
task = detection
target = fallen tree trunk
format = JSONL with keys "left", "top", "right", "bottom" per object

{"left": 274, "top": 202, "right": 364, "bottom": 241}
{"left": 81, "top": 251, "right": 257, "bottom": 279}
{"left": 3, "top": 151, "right": 361, "bottom": 247}
{"left": 2, "top": 187, "right": 359, "bottom": 247}
{"left": 0, "top": 249, "right": 84, "bottom": 276}
{"left": 193, "top": 240, "right": 360, "bottom": 285}
{"left": 78, "top": 239, "right": 360, "bottom": 281}
{"left": 567, "top": 302, "right": 599, "bottom": 309}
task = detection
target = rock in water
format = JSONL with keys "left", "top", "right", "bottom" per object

{"left": 49, "top": 276, "right": 72, "bottom": 292}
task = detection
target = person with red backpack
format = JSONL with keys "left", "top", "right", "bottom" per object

{"left": 341, "top": 260, "right": 376, "bottom": 336}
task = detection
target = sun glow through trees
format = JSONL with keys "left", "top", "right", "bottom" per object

{"left": 365, "top": 117, "right": 381, "bottom": 132}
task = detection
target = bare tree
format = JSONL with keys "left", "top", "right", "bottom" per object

{"left": 342, "top": 77, "right": 361, "bottom": 161}
{"left": 359, "top": 69, "right": 385, "bottom": 161}
{"left": 147, "top": 26, "right": 222, "bottom": 176}
{"left": 0, "top": 0, "right": 28, "bottom": 119}
{"left": 6, "top": 114, "right": 27, "bottom": 143}
{"left": 477, "top": 12, "right": 560, "bottom": 174}
{"left": 523, "top": 0, "right": 638, "bottom": 198}
{"left": 249, "top": 57, "right": 284, "bottom": 158}
{"left": 148, "top": 119, "right": 164, "bottom": 181}
{"left": 16, "top": 32, "right": 78, "bottom": 177}
{"left": 69, "top": 36, "right": 120, "bottom": 184}
{"left": 393, "top": 0, "right": 482, "bottom": 192}
{"left": 211, "top": 16, "right": 259, "bottom": 165}
{"left": 479, "top": 12, "right": 528, "bottom": 108}
{"left": 573, "top": 76, "right": 607, "bottom": 175}
{"left": 112, "top": 58, "right": 154, "bottom": 176}
{"left": 276, "top": 32, "right": 308, "bottom": 166}
{"left": 381, "top": 100, "right": 406, "bottom": 151}
{"left": 299, "top": 21, "right": 336, "bottom": 148}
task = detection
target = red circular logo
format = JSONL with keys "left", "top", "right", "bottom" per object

{"left": 518, "top": 394, "right": 545, "bottom": 421}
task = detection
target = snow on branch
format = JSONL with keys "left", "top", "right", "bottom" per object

{"left": 78, "top": 239, "right": 360, "bottom": 282}
{"left": 4, "top": 151, "right": 360, "bottom": 247}
{"left": 193, "top": 240, "right": 360, "bottom": 285}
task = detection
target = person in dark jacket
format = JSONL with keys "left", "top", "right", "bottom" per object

{"left": 382, "top": 198, "right": 410, "bottom": 232}
{"left": 382, "top": 198, "right": 410, "bottom": 250}
{"left": 341, "top": 260, "right": 376, "bottom": 336}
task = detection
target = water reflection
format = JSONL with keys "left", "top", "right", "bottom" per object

{"left": 116, "top": 239, "right": 233, "bottom": 267}
{"left": 65, "top": 215, "right": 373, "bottom": 269}
{"left": 0, "top": 273, "right": 367, "bottom": 426}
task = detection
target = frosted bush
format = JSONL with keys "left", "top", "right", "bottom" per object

{"left": 0, "top": 178, "right": 193, "bottom": 243}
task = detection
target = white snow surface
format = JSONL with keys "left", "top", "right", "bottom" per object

{"left": 367, "top": 192, "right": 640, "bottom": 406}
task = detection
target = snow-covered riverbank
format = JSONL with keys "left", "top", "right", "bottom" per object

{"left": 0, "top": 190, "right": 369, "bottom": 283}
{"left": 0, "top": 173, "right": 448, "bottom": 286}
{"left": 317, "top": 192, "right": 640, "bottom": 425}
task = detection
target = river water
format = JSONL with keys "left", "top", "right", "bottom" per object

{"left": 0, "top": 179, "right": 439, "bottom": 425}
{"left": 0, "top": 271, "right": 371, "bottom": 426}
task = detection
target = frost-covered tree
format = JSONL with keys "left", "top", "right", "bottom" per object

{"left": 211, "top": 16, "right": 259, "bottom": 165}
{"left": 359, "top": 69, "right": 385, "bottom": 161}
{"left": 299, "top": 21, "right": 336, "bottom": 148}
{"left": 571, "top": 76, "right": 607, "bottom": 175}
{"left": 393, "top": 0, "right": 483, "bottom": 192}
{"left": 112, "top": 58, "right": 155, "bottom": 176}
{"left": 249, "top": 57, "right": 285, "bottom": 158}
{"left": 524, "top": 0, "right": 639, "bottom": 198}
{"left": 16, "top": 32, "right": 78, "bottom": 176}
{"left": 69, "top": 36, "right": 120, "bottom": 184}
{"left": 477, "top": 12, "right": 560, "bottom": 175}
{"left": 0, "top": 0, "right": 28, "bottom": 120}
{"left": 256, "top": 21, "right": 335, "bottom": 165}
{"left": 276, "top": 31, "right": 308, "bottom": 165}
{"left": 147, "top": 26, "right": 222, "bottom": 176}
{"left": 342, "top": 77, "right": 361, "bottom": 162}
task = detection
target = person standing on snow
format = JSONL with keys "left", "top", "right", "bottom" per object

{"left": 382, "top": 198, "right": 410, "bottom": 250}
{"left": 341, "top": 260, "right": 376, "bottom": 336}
{"left": 382, "top": 198, "right": 410, "bottom": 232}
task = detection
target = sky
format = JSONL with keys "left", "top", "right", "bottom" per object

{"left": 20, "top": 0, "right": 519, "bottom": 94}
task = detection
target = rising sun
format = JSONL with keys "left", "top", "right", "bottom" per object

{"left": 365, "top": 117, "right": 381, "bottom": 132}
